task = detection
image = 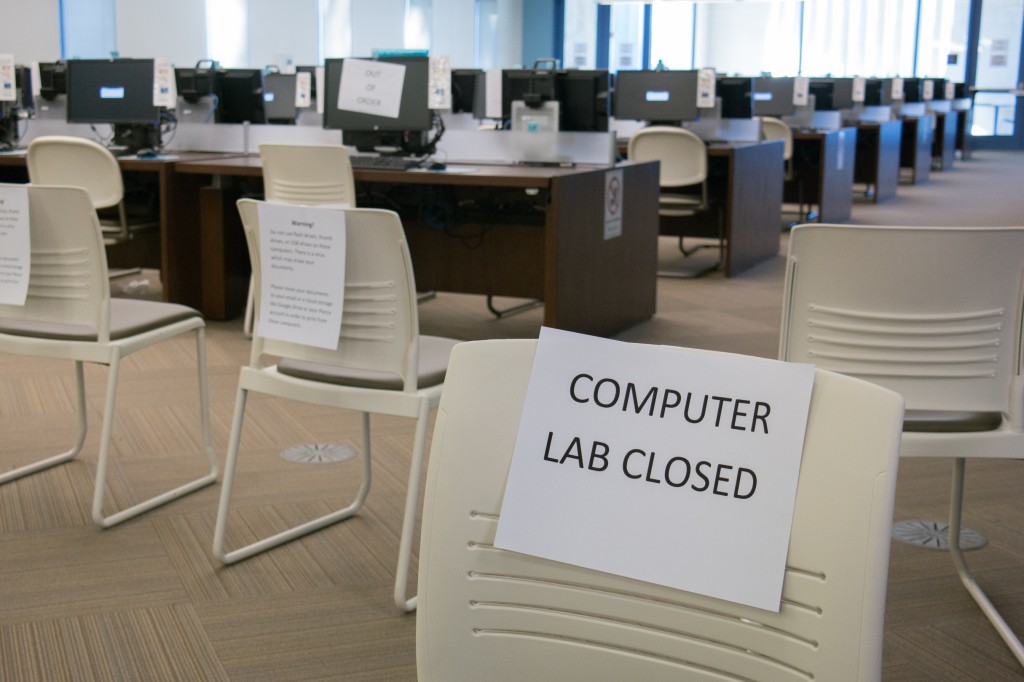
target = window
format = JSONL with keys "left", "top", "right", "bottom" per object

{"left": 650, "top": 3, "right": 695, "bottom": 71}
{"left": 801, "top": 0, "right": 918, "bottom": 77}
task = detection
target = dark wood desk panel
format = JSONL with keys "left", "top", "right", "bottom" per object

{"left": 175, "top": 157, "right": 660, "bottom": 336}
{"left": 658, "top": 140, "right": 784, "bottom": 277}
{"left": 932, "top": 111, "right": 958, "bottom": 171}
{"left": 854, "top": 120, "right": 901, "bottom": 203}
{"left": 790, "top": 129, "right": 856, "bottom": 223}
{"left": 900, "top": 115, "right": 933, "bottom": 184}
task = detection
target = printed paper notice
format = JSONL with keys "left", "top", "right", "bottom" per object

{"left": 0, "top": 185, "right": 30, "bottom": 305}
{"left": 257, "top": 203, "right": 346, "bottom": 350}
{"left": 851, "top": 77, "right": 866, "bottom": 103}
{"left": 697, "top": 68, "right": 716, "bottom": 108}
{"left": 0, "top": 54, "right": 15, "bottom": 102}
{"left": 337, "top": 58, "right": 405, "bottom": 119}
{"left": 793, "top": 76, "right": 810, "bottom": 107}
{"left": 495, "top": 327, "right": 815, "bottom": 612}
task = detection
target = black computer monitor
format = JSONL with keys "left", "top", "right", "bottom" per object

{"left": 66, "top": 58, "right": 162, "bottom": 151}
{"left": 501, "top": 68, "right": 559, "bottom": 119}
{"left": 262, "top": 73, "right": 298, "bottom": 124}
{"left": 717, "top": 76, "right": 754, "bottom": 119}
{"left": 323, "top": 56, "right": 434, "bottom": 154}
{"left": 954, "top": 82, "right": 969, "bottom": 99}
{"left": 930, "top": 78, "right": 947, "bottom": 100}
{"left": 450, "top": 68, "right": 482, "bottom": 114}
{"left": 175, "top": 66, "right": 218, "bottom": 104}
{"left": 808, "top": 79, "right": 836, "bottom": 111}
{"left": 829, "top": 78, "right": 857, "bottom": 109}
{"left": 558, "top": 69, "right": 610, "bottom": 132}
{"left": 863, "top": 78, "right": 888, "bottom": 106}
{"left": 37, "top": 61, "right": 67, "bottom": 101}
{"left": 752, "top": 77, "right": 795, "bottom": 116}
{"left": 215, "top": 69, "right": 265, "bottom": 123}
{"left": 613, "top": 69, "right": 699, "bottom": 124}
{"left": 902, "top": 78, "right": 924, "bottom": 103}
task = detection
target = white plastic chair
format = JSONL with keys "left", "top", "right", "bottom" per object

{"left": 779, "top": 223, "right": 1024, "bottom": 669}
{"left": 0, "top": 184, "right": 218, "bottom": 526}
{"left": 26, "top": 135, "right": 158, "bottom": 244}
{"left": 761, "top": 116, "right": 813, "bottom": 222}
{"left": 628, "top": 125, "right": 723, "bottom": 277}
{"left": 214, "top": 199, "right": 459, "bottom": 613}
{"left": 417, "top": 339, "right": 904, "bottom": 681}
{"left": 242, "top": 143, "right": 357, "bottom": 336}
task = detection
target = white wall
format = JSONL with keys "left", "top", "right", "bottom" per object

{"left": 0, "top": 2, "right": 61, "bottom": 63}
{"left": 433, "top": 0, "right": 476, "bottom": 67}
{"left": 351, "top": 0, "right": 406, "bottom": 56}
{"left": 115, "top": 0, "right": 208, "bottom": 66}
{"left": 250, "top": 0, "right": 320, "bottom": 69}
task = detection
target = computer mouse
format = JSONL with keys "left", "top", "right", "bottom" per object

{"left": 429, "top": 162, "right": 447, "bottom": 171}
{"left": 136, "top": 149, "right": 158, "bottom": 159}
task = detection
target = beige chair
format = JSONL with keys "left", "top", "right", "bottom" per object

{"left": 0, "top": 184, "right": 218, "bottom": 526}
{"left": 214, "top": 199, "right": 460, "bottom": 613}
{"left": 242, "top": 143, "right": 357, "bottom": 336}
{"left": 760, "top": 116, "right": 810, "bottom": 222}
{"left": 628, "top": 125, "right": 723, "bottom": 277}
{"left": 26, "top": 135, "right": 158, "bottom": 245}
{"left": 417, "top": 339, "right": 904, "bottom": 680}
{"left": 779, "top": 223, "right": 1024, "bottom": 669}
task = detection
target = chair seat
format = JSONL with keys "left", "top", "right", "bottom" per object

{"left": 659, "top": 195, "right": 706, "bottom": 217}
{"left": 903, "top": 409, "right": 1004, "bottom": 433}
{"left": 277, "top": 335, "right": 460, "bottom": 390}
{"left": 0, "top": 299, "right": 201, "bottom": 341}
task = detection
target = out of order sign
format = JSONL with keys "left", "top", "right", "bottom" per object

{"left": 494, "top": 327, "right": 815, "bottom": 612}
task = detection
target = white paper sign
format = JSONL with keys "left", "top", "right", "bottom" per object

{"left": 0, "top": 185, "right": 31, "bottom": 305}
{"left": 945, "top": 81, "right": 956, "bottom": 100}
{"left": 851, "top": 77, "right": 866, "bottom": 103}
{"left": 337, "top": 58, "right": 405, "bottom": 119}
{"left": 922, "top": 79, "right": 934, "bottom": 101}
{"left": 0, "top": 54, "right": 15, "bottom": 102}
{"left": 256, "top": 203, "right": 347, "bottom": 350}
{"left": 891, "top": 77, "right": 904, "bottom": 100}
{"left": 603, "top": 169, "right": 623, "bottom": 240}
{"left": 153, "top": 57, "right": 175, "bottom": 108}
{"left": 295, "top": 70, "right": 312, "bottom": 108}
{"left": 697, "top": 68, "right": 716, "bottom": 108}
{"left": 429, "top": 55, "right": 452, "bottom": 110}
{"left": 793, "top": 76, "right": 810, "bottom": 106}
{"left": 495, "top": 327, "right": 816, "bottom": 612}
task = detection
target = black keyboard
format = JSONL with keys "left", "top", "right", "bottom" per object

{"left": 349, "top": 155, "right": 422, "bottom": 171}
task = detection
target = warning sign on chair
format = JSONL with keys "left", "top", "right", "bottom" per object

{"left": 495, "top": 327, "right": 815, "bottom": 612}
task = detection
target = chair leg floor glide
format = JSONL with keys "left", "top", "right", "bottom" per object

{"left": 948, "top": 458, "right": 1024, "bottom": 669}
{"left": 92, "top": 330, "right": 220, "bottom": 528}
{"left": 0, "top": 361, "right": 87, "bottom": 485}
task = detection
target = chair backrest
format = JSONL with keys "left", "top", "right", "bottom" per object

{"left": 259, "top": 143, "right": 356, "bottom": 206}
{"left": 417, "top": 338, "right": 904, "bottom": 682}
{"left": 760, "top": 116, "right": 794, "bottom": 161}
{"left": 627, "top": 125, "right": 707, "bottom": 189}
{"left": 779, "top": 224, "right": 1024, "bottom": 414}
{"left": 236, "top": 199, "right": 421, "bottom": 391}
{"left": 0, "top": 184, "right": 111, "bottom": 336}
{"left": 26, "top": 136, "right": 124, "bottom": 210}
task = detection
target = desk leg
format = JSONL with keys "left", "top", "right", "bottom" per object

{"left": 197, "top": 186, "right": 250, "bottom": 320}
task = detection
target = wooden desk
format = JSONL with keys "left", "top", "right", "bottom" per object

{"left": 0, "top": 150, "right": 232, "bottom": 311}
{"left": 931, "top": 111, "right": 958, "bottom": 171}
{"left": 789, "top": 128, "right": 856, "bottom": 223}
{"left": 854, "top": 120, "right": 902, "bottom": 203}
{"left": 174, "top": 156, "right": 660, "bottom": 336}
{"left": 899, "top": 115, "right": 934, "bottom": 184}
{"left": 657, "top": 139, "right": 784, "bottom": 276}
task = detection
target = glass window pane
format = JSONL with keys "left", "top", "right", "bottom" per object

{"left": 695, "top": 1, "right": 801, "bottom": 75}
{"left": 975, "top": 0, "right": 1024, "bottom": 89}
{"left": 62, "top": 0, "right": 116, "bottom": 59}
{"left": 564, "top": 0, "right": 599, "bottom": 69}
{"left": 609, "top": 4, "right": 644, "bottom": 71}
{"left": 915, "top": 0, "right": 971, "bottom": 80}
{"left": 207, "top": 0, "right": 249, "bottom": 67}
{"left": 651, "top": 3, "right": 695, "bottom": 70}
{"left": 802, "top": 0, "right": 917, "bottom": 77}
